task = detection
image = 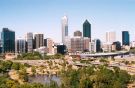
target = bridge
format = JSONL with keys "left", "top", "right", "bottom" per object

{"left": 70, "top": 51, "right": 129, "bottom": 58}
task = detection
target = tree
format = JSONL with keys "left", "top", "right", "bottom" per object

{"left": 19, "top": 68, "right": 28, "bottom": 82}
{"left": 6, "top": 80, "right": 16, "bottom": 88}
{"left": 11, "top": 62, "right": 20, "bottom": 70}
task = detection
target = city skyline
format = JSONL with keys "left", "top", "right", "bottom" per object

{"left": 0, "top": 0, "right": 135, "bottom": 42}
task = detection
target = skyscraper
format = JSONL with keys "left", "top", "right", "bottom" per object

{"left": 83, "top": 37, "right": 90, "bottom": 52}
{"left": 71, "top": 37, "right": 84, "bottom": 53}
{"left": 83, "top": 20, "right": 91, "bottom": 41}
{"left": 45, "top": 38, "right": 54, "bottom": 54}
{"left": 89, "top": 39, "right": 101, "bottom": 53}
{"left": 26, "top": 32, "right": 33, "bottom": 52}
{"left": 1, "top": 28, "right": 15, "bottom": 53}
{"left": 61, "top": 16, "right": 68, "bottom": 44}
{"left": 106, "top": 31, "right": 116, "bottom": 43}
{"left": 15, "top": 37, "right": 26, "bottom": 53}
{"left": 122, "top": 31, "right": 130, "bottom": 46}
{"left": 34, "top": 33, "right": 44, "bottom": 49}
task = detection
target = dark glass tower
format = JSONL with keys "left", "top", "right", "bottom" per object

{"left": 83, "top": 20, "right": 91, "bottom": 41}
{"left": 122, "top": 31, "right": 130, "bottom": 46}
{"left": 1, "top": 28, "right": 15, "bottom": 53}
{"left": 96, "top": 39, "right": 101, "bottom": 52}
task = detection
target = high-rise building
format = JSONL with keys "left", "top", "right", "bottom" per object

{"left": 71, "top": 37, "right": 84, "bottom": 53}
{"left": 15, "top": 37, "right": 26, "bottom": 53}
{"left": 61, "top": 16, "right": 68, "bottom": 44}
{"left": 106, "top": 31, "right": 116, "bottom": 43}
{"left": 71, "top": 37, "right": 91, "bottom": 53}
{"left": 74, "top": 30, "right": 82, "bottom": 37}
{"left": 1, "top": 28, "right": 15, "bottom": 53}
{"left": 46, "top": 38, "right": 54, "bottom": 54}
{"left": 64, "top": 36, "right": 71, "bottom": 52}
{"left": 83, "top": 37, "right": 90, "bottom": 52}
{"left": 26, "top": 32, "right": 33, "bottom": 52}
{"left": 34, "top": 33, "right": 44, "bottom": 49}
{"left": 122, "top": 31, "right": 130, "bottom": 46}
{"left": 83, "top": 20, "right": 91, "bottom": 41}
{"left": 89, "top": 39, "right": 101, "bottom": 53}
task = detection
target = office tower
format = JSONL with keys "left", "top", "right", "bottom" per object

{"left": 74, "top": 30, "right": 82, "bottom": 37}
{"left": 46, "top": 38, "right": 54, "bottom": 54}
{"left": 89, "top": 39, "right": 101, "bottom": 53}
{"left": 112, "top": 41, "right": 121, "bottom": 51}
{"left": 15, "top": 37, "right": 26, "bottom": 53}
{"left": 26, "top": 32, "right": 33, "bottom": 52}
{"left": 96, "top": 39, "right": 101, "bottom": 52}
{"left": 64, "top": 36, "right": 71, "bottom": 52}
{"left": 1, "top": 28, "right": 15, "bottom": 53}
{"left": 89, "top": 42, "right": 95, "bottom": 53}
{"left": 71, "top": 37, "right": 84, "bottom": 53}
{"left": 57, "top": 44, "right": 67, "bottom": 55}
{"left": 122, "top": 31, "right": 130, "bottom": 46}
{"left": 83, "top": 19, "right": 91, "bottom": 41}
{"left": 44, "top": 39, "right": 47, "bottom": 47}
{"left": 61, "top": 16, "right": 68, "bottom": 44}
{"left": 106, "top": 31, "right": 116, "bottom": 43}
{"left": 83, "top": 37, "right": 90, "bottom": 52}
{"left": 34, "top": 33, "right": 44, "bottom": 49}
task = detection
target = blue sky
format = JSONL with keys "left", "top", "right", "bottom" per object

{"left": 0, "top": 0, "right": 135, "bottom": 42}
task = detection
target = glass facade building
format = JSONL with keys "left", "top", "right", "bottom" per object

{"left": 26, "top": 32, "right": 33, "bottom": 52}
{"left": 122, "top": 31, "right": 130, "bottom": 46}
{"left": 1, "top": 28, "right": 15, "bottom": 53}
{"left": 83, "top": 20, "right": 91, "bottom": 41}
{"left": 16, "top": 38, "right": 26, "bottom": 53}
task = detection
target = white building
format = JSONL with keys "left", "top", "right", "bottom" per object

{"left": 34, "top": 46, "right": 49, "bottom": 54}
{"left": 89, "top": 39, "right": 101, "bottom": 53}
{"left": 61, "top": 16, "right": 68, "bottom": 44}
{"left": 131, "top": 41, "right": 135, "bottom": 48}
{"left": 102, "top": 43, "right": 112, "bottom": 52}
{"left": 89, "top": 42, "right": 95, "bottom": 53}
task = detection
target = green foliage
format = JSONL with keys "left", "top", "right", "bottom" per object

{"left": 0, "top": 60, "right": 13, "bottom": 73}
{"left": 18, "top": 68, "right": 28, "bottom": 82}
{"left": 6, "top": 80, "right": 16, "bottom": 88}
{"left": 17, "top": 52, "right": 43, "bottom": 60}
{"left": 60, "top": 66, "right": 131, "bottom": 88}
{"left": 0, "top": 60, "right": 133, "bottom": 88}
{"left": 11, "top": 62, "right": 20, "bottom": 70}
{"left": 17, "top": 52, "right": 64, "bottom": 60}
